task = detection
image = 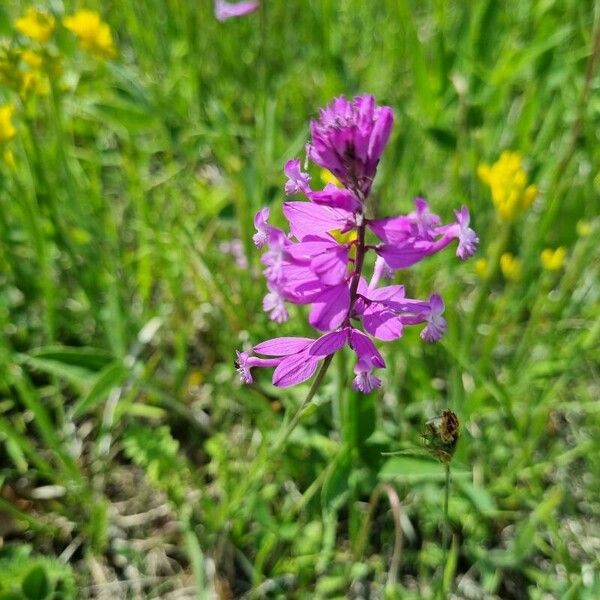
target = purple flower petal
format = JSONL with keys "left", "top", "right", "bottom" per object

{"left": 310, "top": 245, "right": 349, "bottom": 285}
{"left": 214, "top": 0, "right": 259, "bottom": 21}
{"left": 362, "top": 306, "right": 404, "bottom": 341}
{"left": 283, "top": 201, "right": 351, "bottom": 241}
{"left": 309, "top": 329, "right": 348, "bottom": 357}
{"left": 272, "top": 352, "right": 320, "bottom": 387}
{"left": 377, "top": 241, "right": 432, "bottom": 270}
{"left": 309, "top": 186, "right": 361, "bottom": 212}
{"left": 368, "top": 216, "right": 413, "bottom": 245}
{"left": 309, "top": 283, "right": 350, "bottom": 331}
{"left": 352, "top": 358, "right": 382, "bottom": 394}
{"left": 349, "top": 329, "right": 386, "bottom": 368}
{"left": 254, "top": 337, "right": 314, "bottom": 356}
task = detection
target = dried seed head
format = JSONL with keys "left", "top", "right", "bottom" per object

{"left": 423, "top": 409, "right": 460, "bottom": 464}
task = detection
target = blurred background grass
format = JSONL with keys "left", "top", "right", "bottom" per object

{"left": 0, "top": 0, "right": 599, "bottom": 598}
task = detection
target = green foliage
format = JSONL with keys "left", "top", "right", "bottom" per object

{"left": 122, "top": 424, "right": 191, "bottom": 508}
{"left": 0, "top": 547, "right": 75, "bottom": 600}
{"left": 0, "top": 0, "right": 598, "bottom": 597}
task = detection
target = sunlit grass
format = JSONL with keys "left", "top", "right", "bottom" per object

{"left": 0, "top": 1, "right": 598, "bottom": 597}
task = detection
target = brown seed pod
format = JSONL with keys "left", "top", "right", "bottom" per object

{"left": 422, "top": 409, "right": 460, "bottom": 464}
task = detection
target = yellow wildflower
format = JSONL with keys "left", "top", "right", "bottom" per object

{"left": 15, "top": 8, "right": 55, "bottom": 44}
{"left": 21, "top": 50, "right": 43, "bottom": 69}
{"left": 540, "top": 247, "right": 566, "bottom": 271}
{"left": 576, "top": 220, "right": 592, "bottom": 237}
{"left": 0, "top": 104, "right": 16, "bottom": 143}
{"left": 499, "top": 252, "right": 522, "bottom": 282}
{"left": 63, "top": 10, "right": 117, "bottom": 59}
{"left": 474, "top": 258, "right": 488, "bottom": 279}
{"left": 320, "top": 168, "right": 342, "bottom": 188}
{"left": 478, "top": 151, "right": 537, "bottom": 222}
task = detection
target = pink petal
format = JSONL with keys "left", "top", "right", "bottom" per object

{"left": 362, "top": 306, "right": 404, "bottom": 341}
{"left": 349, "top": 329, "right": 386, "bottom": 368}
{"left": 309, "top": 186, "right": 361, "bottom": 212}
{"left": 310, "top": 245, "right": 349, "bottom": 285}
{"left": 377, "top": 241, "right": 431, "bottom": 269}
{"left": 308, "top": 283, "right": 350, "bottom": 331}
{"left": 309, "top": 329, "right": 348, "bottom": 357}
{"left": 272, "top": 353, "right": 320, "bottom": 388}
{"left": 254, "top": 337, "right": 314, "bottom": 356}
{"left": 215, "top": 0, "right": 259, "bottom": 21}
{"left": 283, "top": 202, "right": 350, "bottom": 241}
{"left": 368, "top": 216, "right": 413, "bottom": 245}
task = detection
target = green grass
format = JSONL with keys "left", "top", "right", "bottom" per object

{"left": 0, "top": 0, "right": 599, "bottom": 598}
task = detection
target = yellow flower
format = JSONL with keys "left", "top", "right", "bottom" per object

{"left": 63, "top": 10, "right": 116, "bottom": 59}
{"left": 540, "top": 247, "right": 566, "bottom": 271}
{"left": 15, "top": 8, "right": 55, "bottom": 43}
{"left": 320, "top": 168, "right": 342, "bottom": 188}
{"left": 0, "top": 104, "right": 16, "bottom": 143}
{"left": 499, "top": 252, "right": 522, "bottom": 282}
{"left": 478, "top": 151, "right": 537, "bottom": 222}
{"left": 474, "top": 257, "right": 488, "bottom": 279}
{"left": 21, "top": 50, "right": 43, "bottom": 69}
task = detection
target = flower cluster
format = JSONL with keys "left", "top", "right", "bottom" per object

{"left": 15, "top": 8, "right": 55, "bottom": 43}
{"left": 63, "top": 10, "right": 116, "bottom": 60}
{"left": 237, "top": 95, "right": 478, "bottom": 393}
{"left": 478, "top": 151, "right": 537, "bottom": 222}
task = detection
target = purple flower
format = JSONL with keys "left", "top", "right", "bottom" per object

{"left": 253, "top": 207, "right": 272, "bottom": 248}
{"left": 284, "top": 159, "right": 311, "bottom": 195}
{"left": 238, "top": 329, "right": 384, "bottom": 390}
{"left": 214, "top": 0, "right": 259, "bottom": 21}
{"left": 239, "top": 95, "right": 478, "bottom": 394}
{"left": 262, "top": 284, "right": 289, "bottom": 324}
{"left": 308, "top": 95, "right": 394, "bottom": 196}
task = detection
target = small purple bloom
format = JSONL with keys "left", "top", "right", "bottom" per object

{"left": 284, "top": 159, "right": 311, "bottom": 195}
{"left": 308, "top": 95, "right": 394, "bottom": 196}
{"left": 420, "top": 294, "right": 447, "bottom": 342}
{"left": 263, "top": 284, "right": 289, "bottom": 324}
{"left": 253, "top": 207, "right": 272, "bottom": 248}
{"left": 453, "top": 206, "right": 479, "bottom": 260}
{"left": 214, "top": 0, "right": 259, "bottom": 21}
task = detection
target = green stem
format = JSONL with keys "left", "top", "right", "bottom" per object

{"left": 442, "top": 462, "right": 451, "bottom": 597}
{"left": 225, "top": 354, "right": 334, "bottom": 519}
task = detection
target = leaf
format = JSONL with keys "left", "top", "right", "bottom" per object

{"left": 27, "top": 346, "right": 113, "bottom": 371}
{"left": 457, "top": 481, "right": 498, "bottom": 517}
{"left": 21, "top": 566, "right": 49, "bottom": 600}
{"left": 71, "top": 361, "right": 128, "bottom": 418}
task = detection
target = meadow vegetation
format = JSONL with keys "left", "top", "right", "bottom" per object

{"left": 0, "top": 1, "right": 599, "bottom": 598}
